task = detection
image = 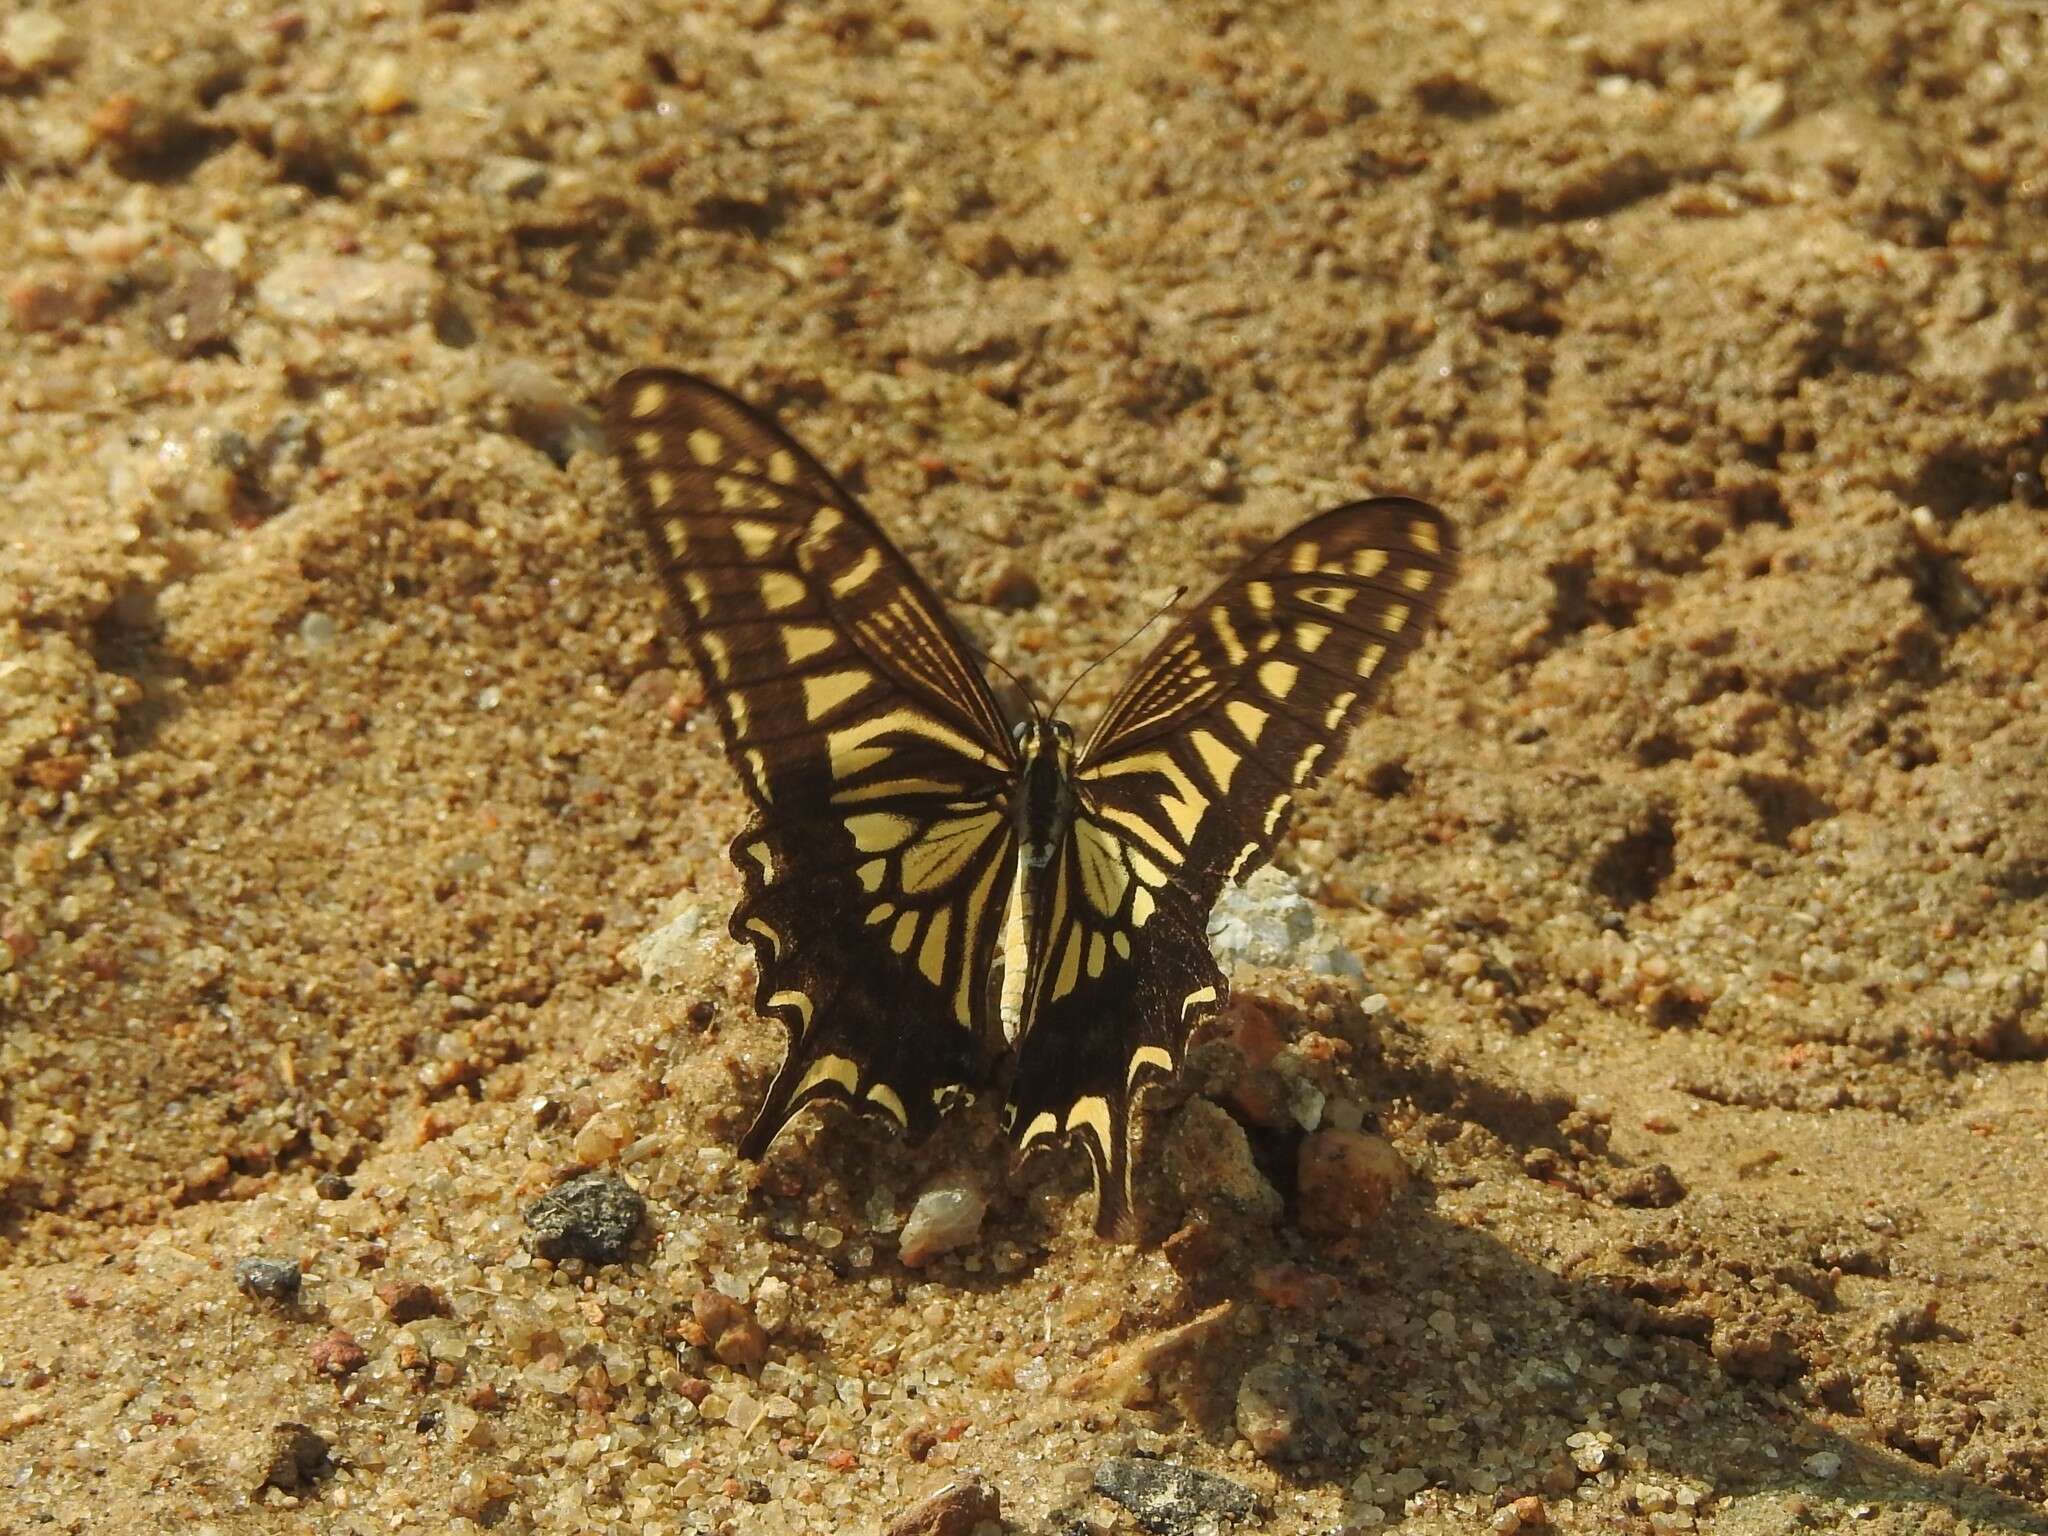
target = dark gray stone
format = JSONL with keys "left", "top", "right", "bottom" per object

{"left": 523, "top": 1173, "right": 645, "bottom": 1264}
{"left": 1093, "top": 1458, "right": 1260, "bottom": 1534}
{"left": 234, "top": 1256, "right": 302, "bottom": 1303}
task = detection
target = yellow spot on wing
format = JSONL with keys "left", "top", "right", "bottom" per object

{"left": 1209, "top": 609, "right": 1247, "bottom": 665}
{"left": 743, "top": 839, "right": 774, "bottom": 879}
{"left": 631, "top": 382, "right": 668, "bottom": 419}
{"left": 744, "top": 748, "right": 773, "bottom": 802}
{"left": 1181, "top": 985, "right": 1218, "bottom": 1017}
{"left": 803, "top": 668, "right": 874, "bottom": 720}
{"left": 865, "top": 1081, "right": 908, "bottom": 1126}
{"left": 662, "top": 515, "right": 690, "bottom": 553}
{"left": 1051, "top": 925, "right": 1083, "bottom": 1001}
{"left": 1131, "top": 886, "right": 1156, "bottom": 926}
{"left": 784, "top": 626, "right": 834, "bottom": 664}
{"left": 687, "top": 429, "right": 722, "bottom": 466}
{"left": 1188, "top": 729, "right": 1240, "bottom": 793}
{"left": 1074, "top": 819, "right": 1132, "bottom": 916}
{"left": 1292, "top": 743, "right": 1324, "bottom": 784}
{"left": 1324, "top": 690, "right": 1356, "bottom": 729}
{"left": 760, "top": 571, "right": 804, "bottom": 610}
{"left": 733, "top": 519, "right": 779, "bottom": 556}
{"left": 1295, "top": 622, "right": 1331, "bottom": 653}
{"left": 1128, "top": 1044, "right": 1173, "bottom": 1083}
{"left": 700, "top": 632, "right": 731, "bottom": 677}
{"left": 900, "top": 811, "right": 1001, "bottom": 893}
{"left": 1017, "top": 1109, "right": 1059, "bottom": 1149}
{"left": 1381, "top": 602, "right": 1410, "bottom": 633}
{"left": 1065, "top": 1095, "right": 1113, "bottom": 1147}
{"left": 648, "top": 470, "right": 677, "bottom": 507}
{"left": 1087, "top": 931, "right": 1106, "bottom": 978}
{"left": 635, "top": 431, "right": 663, "bottom": 460}
{"left": 890, "top": 909, "right": 919, "bottom": 954}
{"left": 856, "top": 859, "right": 886, "bottom": 892}
{"left": 831, "top": 548, "right": 881, "bottom": 596}
{"left": 1262, "top": 794, "right": 1290, "bottom": 834}
{"left": 796, "top": 1054, "right": 860, "bottom": 1098}
{"left": 1258, "top": 660, "right": 1299, "bottom": 698}
{"left": 1357, "top": 643, "right": 1386, "bottom": 677}
{"left": 845, "top": 812, "right": 917, "bottom": 851}
{"left": 1248, "top": 581, "right": 1275, "bottom": 614}
{"left": 767, "top": 450, "right": 799, "bottom": 484}
{"left": 1288, "top": 542, "right": 1321, "bottom": 573}
{"left": 1402, "top": 566, "right": 1433, "bottom": 592}
{"left": 1226, "top": 701, "right": 1268, "bottom": 743}
{"left": 1299, "top": 584, "right": 1355, "bottom": 614}
{"left": 917, "top": 910, "right": 950, "bottom": 986}
{"left": 1409, "top": 517, "right": 1441, "bottom": 554}
{"left": 768, "top": 989, "right": 813, "bottom": 1028}
{"left": 1351, "top": 548, "right": 1389, "bottom": 577}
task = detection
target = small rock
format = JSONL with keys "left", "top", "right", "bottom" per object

{"left": 357, "top": 55, "right": 411, "bottom": 115}
{"left": 259, "top": 1422, "right": 331, "bottom": 1492}
{"left": 898, "top": 1180, "right": 987, "bottom": 1267}
{"left": 1295, "top": 1128, "right": 1406, "bottom": 1238}
{"left": 376, "top": 1279, "right": 444, "bottom": 1323}
{"left": 149, "top": 262, "right": 237, "bottom": 357}
{"left": 255, "top": 253, "right": 441, "bottom": 332}
{"left": 314, "top": 1172, "right": 353, "bottom": 1199}
{"left": 1235, "top": 1358, "right": 1346, "bottom": 1463}
{"left": 885, "top": 1477, "right": 1002, "bottom": 1536}
{"left": 1610, "top": 1162, "right": 1686, "bottom": 1208}
{"left": 1094, "top": 1457, "right": 1261, "bottom": 1535}
{"left": 489, "top": 359, "right": 602, "bottom": 464}
{"left": 1162, "top": 1097, "right": 1281, "bottom": 1224}
{"left": 1, "top": 12, "right": 83, "bottom": 78}
{"left": 308, "top": 1329, "right": 367, "bottom": 1378}
{"left": 1249, "top": 1262, "right": 1341, "bottom": 1311}
{"left": 7, "top": 270, "right": 109, "bottom": 333}
{"left": 979, "top": 558, "right": 1040, "bottom": 611}
{"left": 523, "top": 1172, "right": 645, "bottom": 1264}
{"left": 235, "top": 1256, "right": 302, "bottom": 1303}
{"left": 692, "top": 1288, "right": 770, "bottom": 1372}
{"left": 945, "top": 224, "right": 1020, "bottom": 278}
{"left": 1208, "top": 866, "right": 1362, "bottom": 978}
{"left": 474, "top": 155, "right": 550, "bottom": 200}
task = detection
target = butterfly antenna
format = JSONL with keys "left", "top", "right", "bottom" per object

{"left": 968, "top": 642, "right": 1039, "bottom": 719}
{"left": 1051, "top": 585, "right": 1188, "bottom": 716}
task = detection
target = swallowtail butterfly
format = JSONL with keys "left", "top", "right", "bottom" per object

{"left": 609, "top": 370, "right": 1456, "bottom": 1238}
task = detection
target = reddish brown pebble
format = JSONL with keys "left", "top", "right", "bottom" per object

{"left": 692, "top": 1287, "right": 746, "bottom": 1339}
{"left": 1250, "top": 1262, "right": 1343, "bottom": 1310}
{"left": 308, "top": 1329, "right": 367, "bottom": 1378}
{"left": 883, "top": 1477, "right": 1001, "bottom": 1536}
{"left": 376, "top": 1279, "right": 444, "bottom": 1323}
{"left": 1295, "top": 1128, "right": 1406, "bottom": 1237}
{"left": 823, "top": 1448, "right": 859, "bottom": 1471}
{"left": 1513, "top": 1495, "right": 1548, "bottom": 1526}
{"left": 713, "top": 1318, "right": 770, "bottom": 1372}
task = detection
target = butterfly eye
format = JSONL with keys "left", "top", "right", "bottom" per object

{"left": 1050, "top": 721, "right": 1075, "bottom": 744}
{"left": 1011, "top": 720, "right": 1032, "bottom": 744}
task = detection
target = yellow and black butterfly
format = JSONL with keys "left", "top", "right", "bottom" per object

{"left": 608, "top": 370, "right": 1456, "bottom": 1238}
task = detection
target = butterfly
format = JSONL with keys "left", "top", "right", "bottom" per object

{"left": 607, "top": 369, "right": 1456, "bottom": 1239}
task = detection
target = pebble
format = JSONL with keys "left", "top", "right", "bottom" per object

{"left": 693, "top": 1287, "right": 771, "bottom": 1372}
{"left": 1208, "top": 866, "right": 1362, "bottom": 978}
{"left": 0, "top": 11, "right": 83, "bottom": 77}
{"left": 259, "top": 1422, "right": 332, "bottom": 1492}
{"left": 1800, "top": 1451, "right": 1841, "bottom": 1480}
{"left": 1235, "top": 1357, "right": 1346, "bottom": 1463}
{"left": 1295, "top": 1128, "right": 1406, "bottom": 1237}
{"left": 1094, "top": 1457, "right": 1261, "bottom": 1534}
{"left": 357, "top": 55, "right": 412, "bottom": 116}
{"left": 254, "top": 254, "right": 441, "bottom": 332}
{"left": 1163, "top": 1097, "right": 1282, "bottom": 1223}
{"left": 234, "top": 1256, "right": 302, "bottom": 1303}
{"left": 883, "top": 1476, "right": 1002, "bottom": 1536}
{"left": 307, "top": 1329, "right": 368, "bottom": 1378}
{"left": 148, "top": 263, "right": 236, "bottom": 358}
{"left": 490, "top": 359, "right": 603, "bottom": 464}
{"left": 523, "top": 1172, "right": 645, "bottom": 1264}
{"left": 897, "top": 1180, "right": 987, "bottom": 1267}
{"left": 7, "top": 270, "right": 109, "bottom": 334}
{"left": 376, "top": 1278, "right": 444, "bottom": 1323}
{"left": 474, "top": 155, "right": 551, "bottom": 200}
{"left": 1609, "top": 1162, "right": 1686, "bottom": 1208}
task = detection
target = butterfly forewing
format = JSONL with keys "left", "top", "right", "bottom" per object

{"left": 1007, "top": 499, "right": 1458, "bottom": 1233}
{"left": 608, "top": 369, "right": 1020, "bottom": 1149}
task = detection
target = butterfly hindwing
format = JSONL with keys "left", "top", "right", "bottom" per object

{"left": 1008, "top": 500, "right": 1458, "bottom": 1234}
{"left": 608, "top": 369, "right": 1020, "bottom": 1150}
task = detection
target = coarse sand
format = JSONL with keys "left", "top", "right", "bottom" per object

{"left": 3, "top": 1, "right": 2047, "bottom": 1532}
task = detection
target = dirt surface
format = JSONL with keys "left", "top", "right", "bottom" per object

{"left": 4, "top": 1, "right": 2047, "bottom": 1532}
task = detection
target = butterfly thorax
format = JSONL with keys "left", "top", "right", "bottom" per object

{"left": 998, "top": 717, "right": 1076, "bottom": 1044}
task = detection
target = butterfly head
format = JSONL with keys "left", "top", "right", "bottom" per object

{"left": 1012, "top": 716, "right": 1076, "bottom": 775}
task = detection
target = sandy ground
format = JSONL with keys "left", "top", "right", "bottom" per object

{"left": 4, "top": 0, "right": 2047, "bottom": 1532}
